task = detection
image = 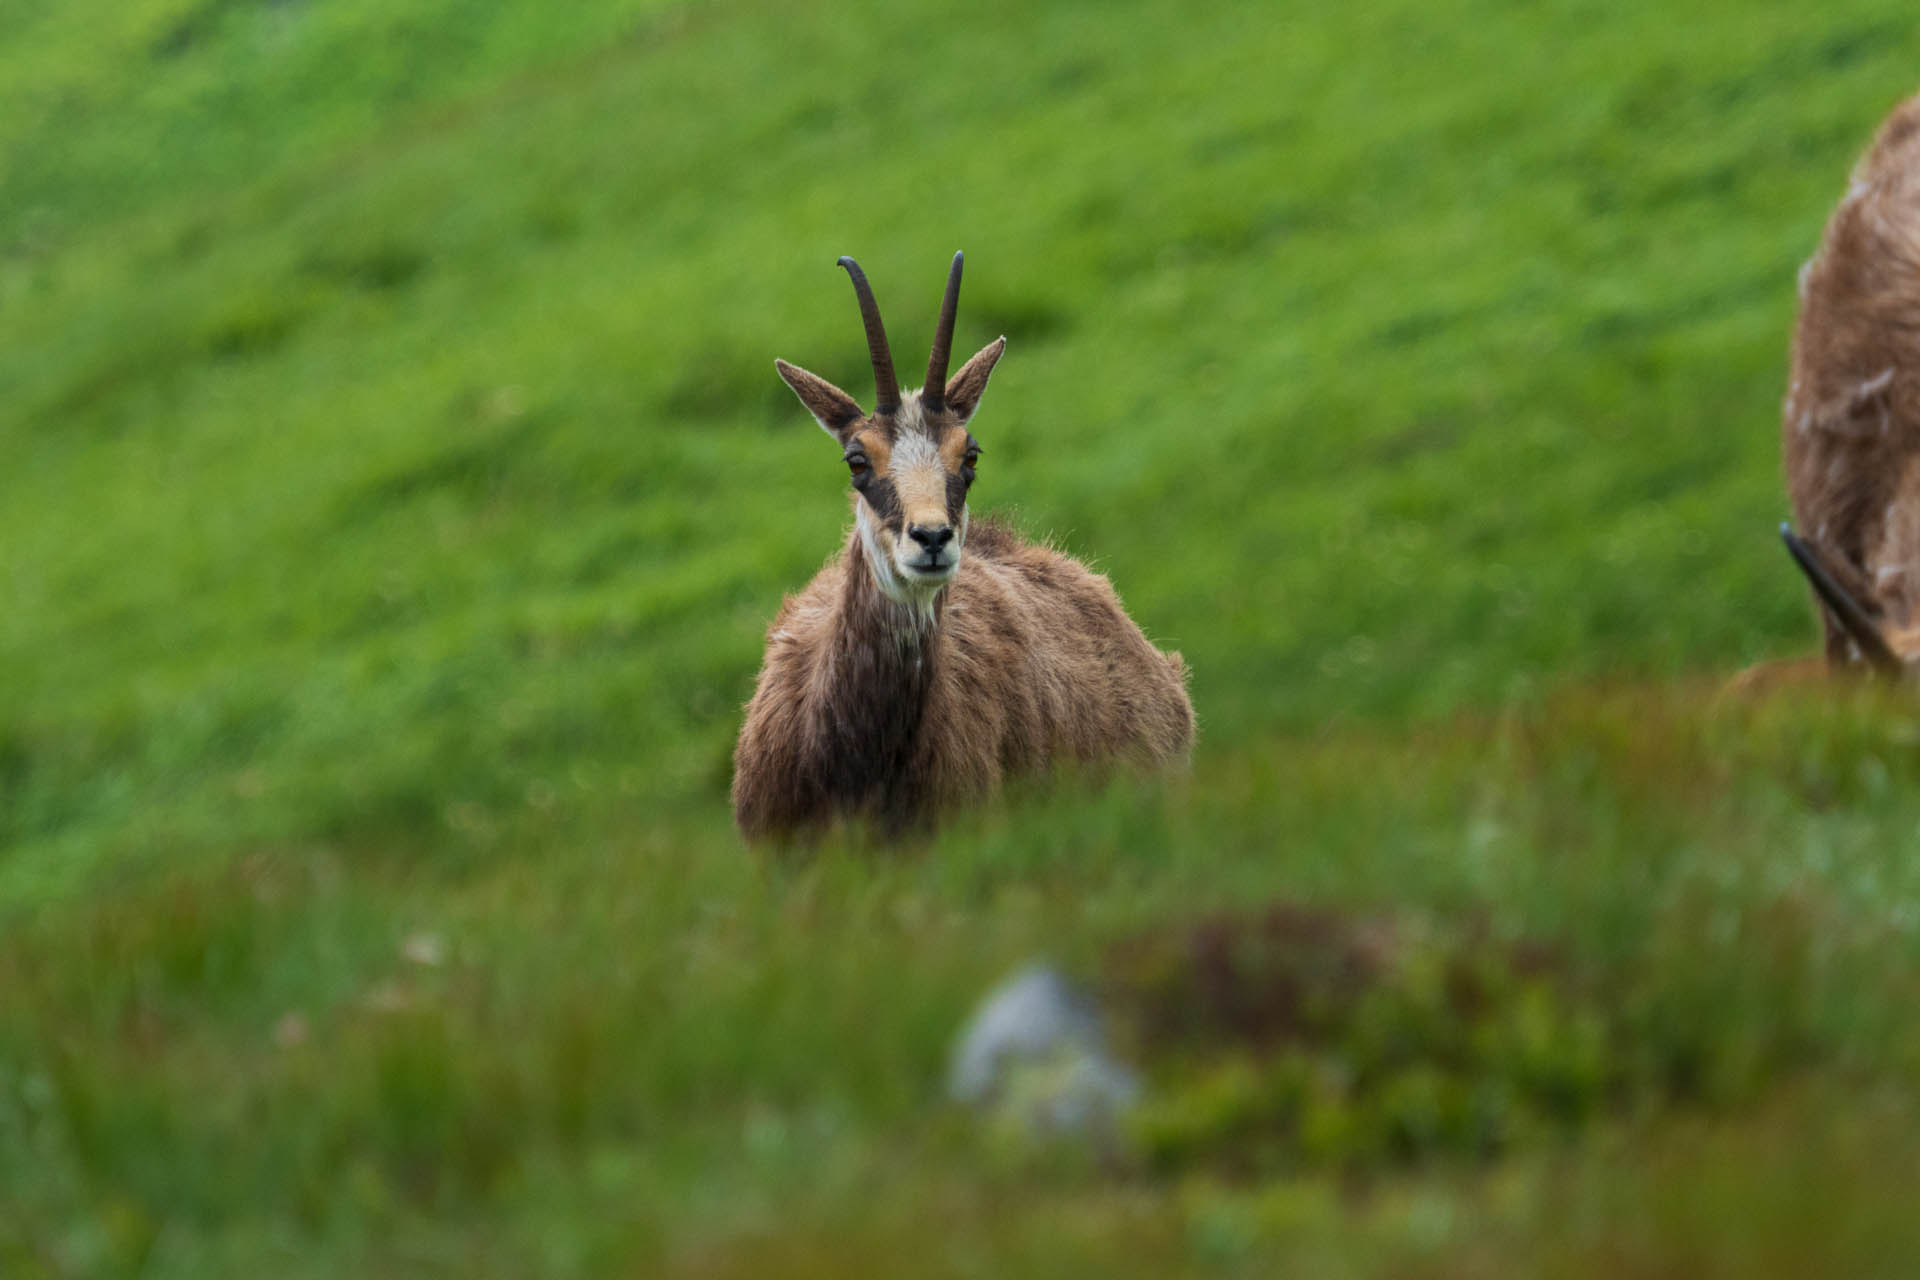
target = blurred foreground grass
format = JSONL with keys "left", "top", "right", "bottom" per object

{"left": 10, "top": 684, "right": 1920, "bottom": 1275}
{"left": 5, "top": 0, "right": 1920, "bottom": 1272}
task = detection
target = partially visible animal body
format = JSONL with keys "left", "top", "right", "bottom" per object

{"left": 1783, "top": 91, "right": 1920, "bottom": 669}
{"left": 731, "top": 254, "right": 1193, "bottom": 841}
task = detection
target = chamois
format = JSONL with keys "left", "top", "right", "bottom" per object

{"left": 1779, "top": 90, "right": 1920, "bottom": 676}
{"left": 731, "top": 253, "right": 1194, "bottom": 840}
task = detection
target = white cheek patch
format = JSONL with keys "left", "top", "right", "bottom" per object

{"left": 857, "top": 504, "right": 902, "bottom": 594}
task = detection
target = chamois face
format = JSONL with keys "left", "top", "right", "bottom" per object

{"left": 774, "top": 253, "right": 1005, "bottom": 609}
{"left": 840, "top": 397, "right": 981, "bottom": 593}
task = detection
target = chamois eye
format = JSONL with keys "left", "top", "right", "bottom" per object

{"left": 846, "top": 454, "right": 870, "bottom": 482}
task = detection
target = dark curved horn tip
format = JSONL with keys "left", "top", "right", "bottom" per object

{"left": 922, "top": 250, "right": 966, "bottom": 410}
{"left": 837, "top": 255, "right": 901, "bottom": 414}
{"left": 1781, "top": 523, "right": 1902, "bottom": 676}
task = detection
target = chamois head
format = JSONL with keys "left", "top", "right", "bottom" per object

{"left": 775, "top": 253, "right": 1006, "bottom": 610}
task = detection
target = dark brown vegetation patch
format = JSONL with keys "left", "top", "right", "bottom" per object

{"left": 1101, "top": 903, "right": 1619, "bottom": 1176}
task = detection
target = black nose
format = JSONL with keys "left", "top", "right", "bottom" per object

{"left": 908, "top": 524, "right": 954, "bottom": 553}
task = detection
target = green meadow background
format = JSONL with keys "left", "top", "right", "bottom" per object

{"left": 7, "top": 0, "right": 1920, "bottom": 1272}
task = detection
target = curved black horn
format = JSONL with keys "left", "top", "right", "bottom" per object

{"left": 1781, "top": 523, "right": 1902, "bottom": 676}
{"left": 922, "top": 251, "right": 964, "bottom": 411}
{"left": 837, "top": 256, "right": 900, "bottom": 416}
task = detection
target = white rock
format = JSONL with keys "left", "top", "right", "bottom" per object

{"left": 947, "top": 964, "right": 1140, "bottom": 1138}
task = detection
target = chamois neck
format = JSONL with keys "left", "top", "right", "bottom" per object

{"left": 805, "top": 532, "right": 942, "bottom": 828}
{"left": 843, "top": 522, "right": 946, "bottom": 642}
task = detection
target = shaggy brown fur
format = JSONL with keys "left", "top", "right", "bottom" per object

{"left": 732, "top": 254, "right": 1194, "bottom": 840}
{"left": 732, "top": 514, "right": 1194, "bottom": 839}
{"left": 1783, "top": 91, "right": 1920, "bottom": 667}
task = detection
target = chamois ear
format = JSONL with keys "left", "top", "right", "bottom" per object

{"left": 944, "top": 337, "right": 1006, "bottom": 425}
{"left": 775, "top": 359, "right": 866, "bottom": 443}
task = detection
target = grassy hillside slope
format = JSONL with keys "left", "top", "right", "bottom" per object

{"left": 5, "top": 0, "right": 1920, "bottom": 1273}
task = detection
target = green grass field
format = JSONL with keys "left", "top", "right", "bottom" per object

{"left": 7, "top": 0, "right": 1920, "bottom": 1272}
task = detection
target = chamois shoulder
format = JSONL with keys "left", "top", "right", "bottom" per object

{"left": 956, "top": 515, "right": 1023, "bottom": 562}
{"left": 759, "top": 552, "right": 844, "bottom": 650}
{"left": 960, "top": 518, "right": 1100, "bottom": 588}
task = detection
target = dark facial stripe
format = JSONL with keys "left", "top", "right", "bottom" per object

{"left": 860, "top": 475, "right": 902, "bottom": 527}
{"left": 944, "top": 471, "right": 970, "bottom": 525}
